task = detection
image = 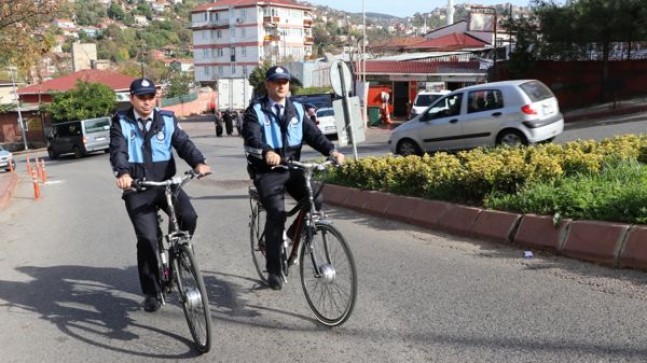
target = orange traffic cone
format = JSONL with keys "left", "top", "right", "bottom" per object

{"left": 40, "top": 159, "right": 47, "bottom": 183}
{"left": 31, "top": 168, "right": 40, "bottom": 200}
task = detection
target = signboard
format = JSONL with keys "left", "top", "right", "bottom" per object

{"left": 468, "top": 12, "right": 495, "bottom": 32}
{"left": 332, "top": 96, "right": 365, "bottom": 147}
{"left": 330, "top": 60, "right": 352, "bottom": 97}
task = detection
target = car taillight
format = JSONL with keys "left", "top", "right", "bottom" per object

{"left": 83, "top": 137, "right": 87, "bottom": 144}
{"left": 521, "top": 104, "right": 538, "bottom": 115}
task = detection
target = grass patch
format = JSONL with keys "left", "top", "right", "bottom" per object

{"left": 484, "top": 159, "right": 647, "bottom": 224}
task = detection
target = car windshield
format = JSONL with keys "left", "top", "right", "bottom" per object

{"left": 85, "top": 118, "right": 110, "bottom": 133}
{"left": 519, "top": 81, "right": 555, "bottom": 102}
{"left": 317, "top": 109, "right": 334, "bottom": 117}
{"left": 414, "top": 94, "right": 443, "bottom": 107}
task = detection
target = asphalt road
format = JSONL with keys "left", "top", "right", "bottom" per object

{"left": 2, "top": 123, "right": 647, "bottom": 362}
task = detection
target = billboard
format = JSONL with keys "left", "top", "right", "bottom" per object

{"left": 468, "top": 12, "right": 496, "bottom": 32}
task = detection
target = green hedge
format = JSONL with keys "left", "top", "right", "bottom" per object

{"left": 325, "top": 134, "right": 647, "bottom": 223}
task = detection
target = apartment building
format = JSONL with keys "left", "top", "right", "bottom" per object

{"left": 191, "top": 0, "right": 314, "bottom": 84}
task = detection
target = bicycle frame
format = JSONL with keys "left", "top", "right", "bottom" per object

{"left": 250, "top": 160, "right": 332, "bottom": 274}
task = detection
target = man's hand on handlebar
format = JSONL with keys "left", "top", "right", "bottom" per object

{"left": 194, "top": 163, "right": 211, "bottom": 178}
{"left": 116, "top": 173, "right": 134, "bottom": 190}
{"left": 330, "top": 150, "right": 345, "bottom": 166}
{"left": 265, "top": 151, "right": 281, "bottom": 166}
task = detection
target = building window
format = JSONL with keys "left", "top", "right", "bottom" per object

{"left": 217, "top": 29, "right": 222, "bottom": 38}
{"left": 204, "top": 66, "right": 210, "bottom": 75}
{"left": 241, "top": 46, "right": 247, "bottom": 56}
{"left": 218, "top": 66, "right": 223, "bottom": 75}
{"left": 231, "top": 64, "right": 236, "bottom": 75}
{"left": 218, "top": 48, "right": 224, "bottom": 57}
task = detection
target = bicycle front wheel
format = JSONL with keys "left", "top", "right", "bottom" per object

{"left": 250, "top": 202, "right": 268, "bottom": 284}
{"left": 300, "top": 222, "right": 357, "bottom": 327}
{"left": 174, "top": 243, "right": 213, "bottom": 353}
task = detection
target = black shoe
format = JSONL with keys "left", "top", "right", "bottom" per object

{"left": 143, "top": 295, "right": 162, "bottom": 312}
{"left": 267, "top": 273, "right": 283, "bottom": 291}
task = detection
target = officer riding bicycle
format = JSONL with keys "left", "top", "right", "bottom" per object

{"left": 242, "top": 66, "right": 344, "bottom": 291}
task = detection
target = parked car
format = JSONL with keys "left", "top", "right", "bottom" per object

{"left": 409, "top": 90, "right": 450, "bottom": 119}
{"left": 315, "top": 107, "right": 337, "bottom": 136}
{"left": 389, "top": 80, "right": 564, "bottom": 156}
{"left": 47, "top": 116, "right": 111, "bottom": 159}
{"left": 0, "top": 146, "right": 15, "bottom": 172}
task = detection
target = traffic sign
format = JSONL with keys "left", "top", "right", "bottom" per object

{"left": 330, "top": 60, "right": 352, "bottom": 97}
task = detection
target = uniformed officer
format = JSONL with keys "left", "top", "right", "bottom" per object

{"left": 110, "top": 78, "right": 211, "bottom": 312}
{"left": 242, "top": 66, "right": 344, "bottom": 290}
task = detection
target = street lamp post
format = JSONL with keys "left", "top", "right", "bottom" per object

{"left": 9, "top": 66, "right": 28, "bottom": 151}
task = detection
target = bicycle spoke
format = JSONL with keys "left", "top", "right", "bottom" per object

{"left": 300, "top": 223, "right": 357, "bottom": 327}
{"left": 175, "top": 245, "right": 212, "bottom": 353}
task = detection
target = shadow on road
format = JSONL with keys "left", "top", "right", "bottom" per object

{"left": 0, "top": 265, "right": 200, "bottom": 359}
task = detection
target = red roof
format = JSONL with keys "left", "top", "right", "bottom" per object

{"left": 193, "top": 0, "right": 310, "bottom": 12}
{"left": 357, "top": 60, "right": 484, "bottom": 75}
{"left": 409, "top": 33, "right": 489, "bottom": 51}
{"left": 17, "top": 69, "right": 136, "bottom": 95}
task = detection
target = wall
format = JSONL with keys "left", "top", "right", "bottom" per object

{"left": 497, "top": 59, "right": 647, "bottom": 110}
{"left": 161, "top": 89, "right": 215, "bottom": 118}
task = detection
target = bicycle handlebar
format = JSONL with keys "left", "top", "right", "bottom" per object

{"left": 131, "top": 170, "right": 211, "bottom": 190}
{"left": 271, "top": 158, "right": 336, "bottom": 172}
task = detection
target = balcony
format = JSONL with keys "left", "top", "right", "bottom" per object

{"left": 303, "top": 18, "right": 313, "bottom": 28}
{"left": 304, "top": 36, "right": 314, "bottom": 45}
{"left": 263, "top": 16, "right": 280, "bottom": 25}
{"left": 263, "top": 35, "right": 281, "bottom": 42}
{"left": 191, "top": 19, "right": 228, "bottom": 29}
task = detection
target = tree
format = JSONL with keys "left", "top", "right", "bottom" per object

{"left": 165, "top": 72, "right": 192, "bottom": 98}
{"left": 46, "top": 81, "right": 117, "bottom": 123}
{"left": 0, "top": 0, "right": 62, "bottom": 72}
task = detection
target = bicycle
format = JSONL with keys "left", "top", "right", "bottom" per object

{"left": 248, "top": 159, "right": 357, "bottom": 327}
{"left": 133, "top": 170, "right": 213, "bottom": 353}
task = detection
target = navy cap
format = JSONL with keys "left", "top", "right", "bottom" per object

{"left": 130, "top": 78, "right": 157, "bottom": 96}
{"left": 265, "top": 66, "right": 291, "bottom": 82}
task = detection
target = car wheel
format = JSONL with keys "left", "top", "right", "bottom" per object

{"left": 496, "top": 130, "right": 528, "bottom": 147}
{"left": 396, "top": 139, "right": 422, "bottom": 156}
{"left": 48, "top": 148, "right": 58, "bottom": 160}
{"left": 72, "top": 145, "right": 83, "bottom": 159}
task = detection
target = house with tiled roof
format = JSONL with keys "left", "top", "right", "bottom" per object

{"left": 17, "top": 69, "right": 137, "bottom": 105}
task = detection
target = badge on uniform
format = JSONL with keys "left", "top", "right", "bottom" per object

{"left": 156, "top": 130, "right": 165, "bottom": 141}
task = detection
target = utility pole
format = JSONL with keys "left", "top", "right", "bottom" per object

{"left": 139, "top": 41, "right": 145, "bottom": 77}
{"left": 9, "top": 65, "right": 28, "bottom": 151}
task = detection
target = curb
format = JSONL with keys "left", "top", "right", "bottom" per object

{"left": 0, "top": 172, "right": 19, "bottom": 210}
{"left": 324, "top": 184, "right": 647, "bottom": 271}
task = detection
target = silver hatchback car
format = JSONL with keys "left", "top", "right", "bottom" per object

{"left": 389, "top": 80, "right": 564, "bottom": 156}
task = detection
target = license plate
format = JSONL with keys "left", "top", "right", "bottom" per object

{"left": 542, "top": 103, "right": 555, "bottom": 116}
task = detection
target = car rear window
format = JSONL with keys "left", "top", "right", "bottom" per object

{"left": 317, "top": 109, "right": 334, "bottom": 117}
{"left": 519, "top": 81, "right": 555, "bottom": 102}
{"left": 85, "top": 118, "right": 110, "bottom": 133}
{"left": 414, "top": 94, "right": 443, "bottom": 107}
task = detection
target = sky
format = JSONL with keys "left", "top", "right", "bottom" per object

{"left": 306, "top": 1, "right": 531, "bottom": 18}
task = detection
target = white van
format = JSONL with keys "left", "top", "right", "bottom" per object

{"left": 409, "top": 90, "right": 451, "bottom": 119}
{"left": 47, "top": 116, "right": 111, "bottom": 159}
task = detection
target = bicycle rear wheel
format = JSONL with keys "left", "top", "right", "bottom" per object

{"left": 300, "top": 222, "right": 357, "bottom": 327}
{"left": 174, "top": 243, "right": 213, "bottom": 353}
{"left": 250, "top": 202, "right": 268, "bottom": 284}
